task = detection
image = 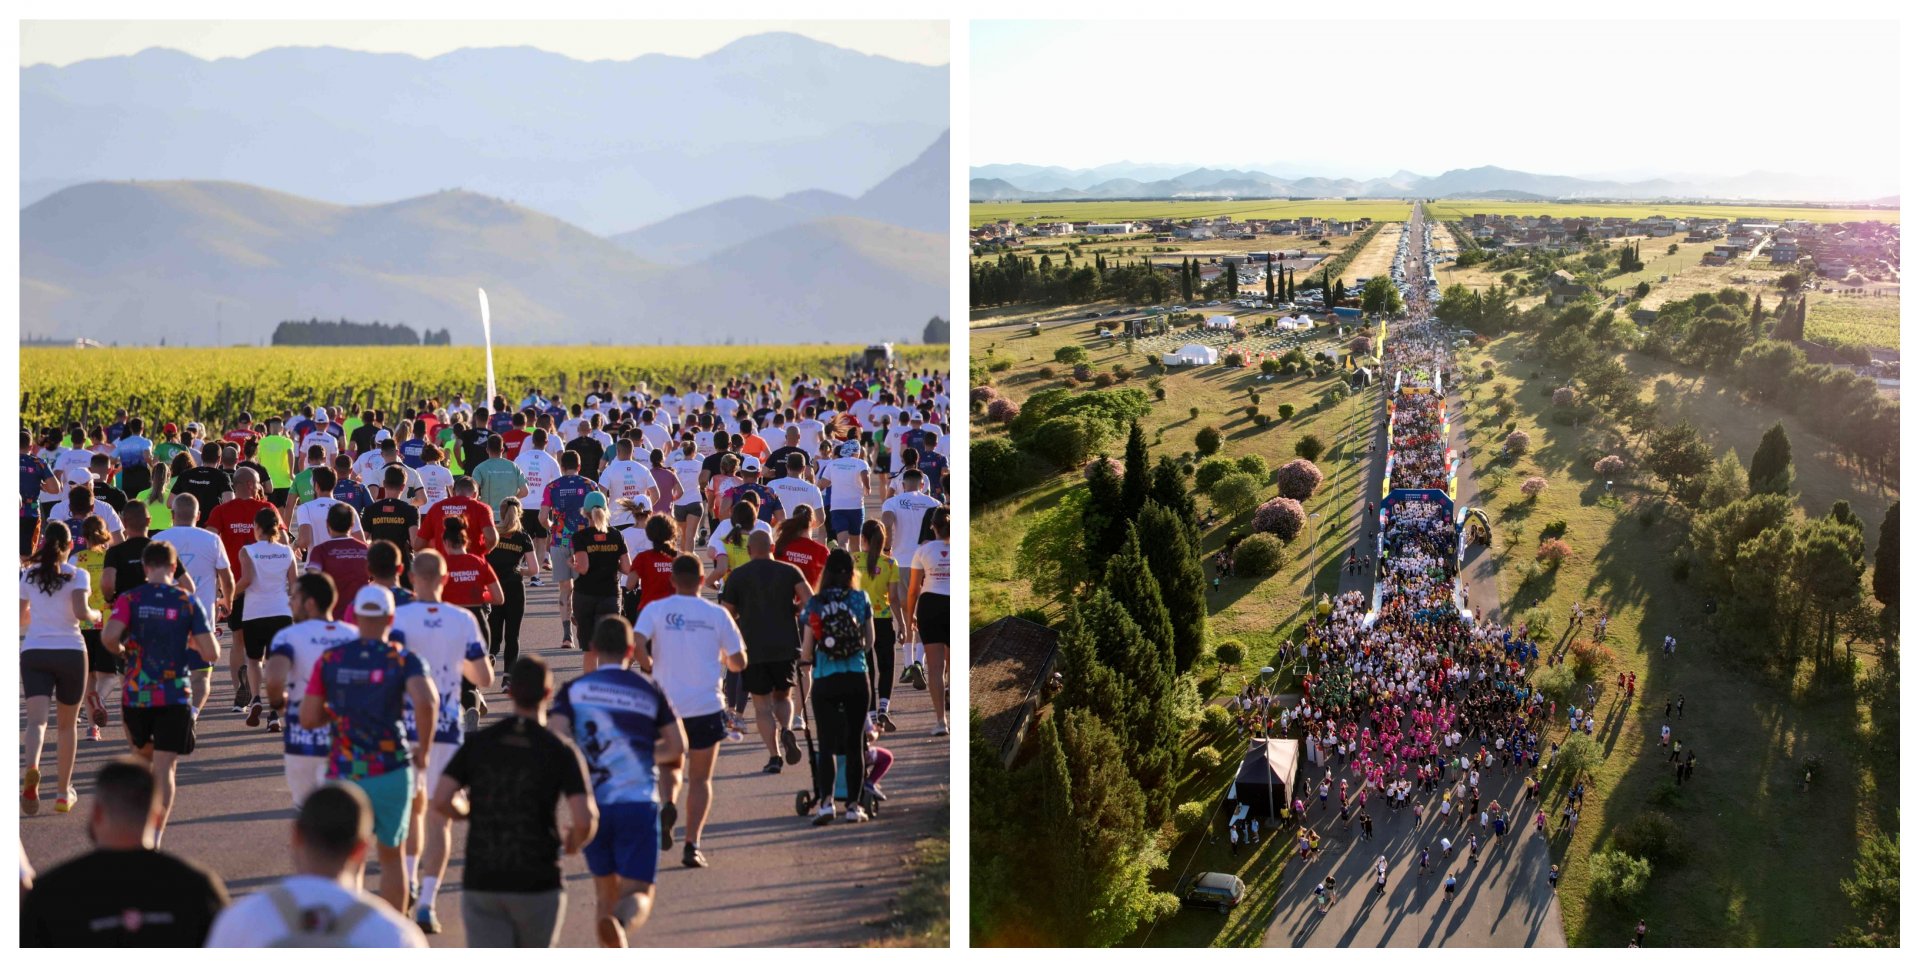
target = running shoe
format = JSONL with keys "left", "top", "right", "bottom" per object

{"left": 908, "top": 662, "right": 928, "bottom": 691}
{"left": 812, "top": 800, "right": 836, "bottom": 826}
{"left": 266, "top": 711, "right": 282, "bottom": 733}
{"left": 596, "top": 915, "right": 627, "bottom": 948}
{"left": 54, "top": 787, "right": 78, "bottom": 813}
{"left": 659, "top": 801, "right": 677, "bottom": 851}
{"left": 682, "top": 843, "right": 708, "bottom": 869}
{"left": 877, "top": 711, "right": 898, "bottom": 733}
{"left": 476, "top": 694, "right": 489, "bottom": 717}
{"left": 415, "top": 907, "right": 441, "bottom": 935}
{"left": 21, "top": 767, "right": 41, "bottom": 815}
{"left": 527, "top": 576, "right": 544, "bottom": 588}
{"left": 780, "top": 727, "right": 803, "bottom": 765}
{"left": 86, "top": 723, "right": 102, "bottom": 742}
{"left": 931, "top": 722, "right": 950, "bottom": 738}
{"left": 462, "top": 706, "right": 480, "bottom": 735}
{"left": 762, "top": 756, "right": 783, "bottom": 775}
{"left": 897, "top": 664, "right": 915, "bottom": 685}
{"left": 844, "top": 804, "right": 869, "bottom": 823}
{"left": 500, "top": 673, "right": 513, "bottom": 693}
{"left": 246, "top": 702, "right": 263, "bottom": 728}
{"left": 864, "top": 782, "right": 887, "bottom": 802}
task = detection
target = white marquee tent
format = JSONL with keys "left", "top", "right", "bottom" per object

{"left": 1162, "top": 342, "right": 1221, "bottom": 366}
{"left": 1206, "top": 314, "right": 1237, "bottom": 329}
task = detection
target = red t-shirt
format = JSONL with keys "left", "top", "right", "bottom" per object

{"left": 308, "top": 537, "right": 370, "bottom": 620}
{"left": 836, "top": 386, "right": 864, "bottom": 407}
{"left": 629, "top": 548, "right": 677, "bottom": 611}
{"left": 420, "top": 495, "right": 496, "bottom": 555}
{"left": 499, "top": 429, "right": 531, "bottom": 461}
{"left": 442, "top": 553, "right": 499, "bottom": 606}
{"left": 777, "top": 537, "right": 829, "bottom": 588}
{"left": 205, "top": 498, "right": 275, "bottom": 571}
{"left": 223, "top": 429, "right": 258, "bottom": 447}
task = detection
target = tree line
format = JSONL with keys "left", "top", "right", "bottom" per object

{"left": 270, "top": 319, "right": 453, "bottom": 346}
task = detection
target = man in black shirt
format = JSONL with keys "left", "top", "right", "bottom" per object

{"left": 432, "top": 656, "right": 593, "bottom": 948}
{"left": 87, "top": 454, "right": 129, "bottom": 512}
{"left": 100, "top": 502, "right": 183, "bottom": 603}
{"left": 565, "top": 421, "right": 605, "bottom": 479}
{"left": 20, "top": 758, "right": 230, "bottom": 946}
{"left": 236, "top": 438, "right": 272, "bottom": 494}
{"left": 718, "top": 532, "right": 809, "bottom": 774}
{"left": 763, "top": 425, "right": 807, "bottom": 482}
{"left": 459, "top": 409, "right": 494, "bottom": 472}
{"left": 361, "top": 467, "right": 422, "bottom": 576}
{"left": 349, "top": 409, "right": 381, "bottom": 456}
{"left": 171, "top": 442, "right": 232, "bottom": 526}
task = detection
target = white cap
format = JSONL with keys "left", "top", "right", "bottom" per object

{"left": 352, "top": 585, "right": 395, "bottom": 618}
{"left": 374, "top": 429, "right": 393, "bottom": 444}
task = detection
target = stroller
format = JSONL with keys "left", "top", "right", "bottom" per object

{"left": 791, "top": 679, "right": 883, "bottom": 821}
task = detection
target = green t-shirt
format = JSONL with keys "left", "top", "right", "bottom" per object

{"left": 437, "top": 427, "right": 463, "bottom": 474}
{"left": 134, "top": 490, "right": 174, "bottom": 530}
{"left": 471, "top": 457, "right": 527, "bottom": 516}
{"left": 290, "top": 468, "right": 317, "bottom": 505}
{"left": 342, "top": 417, "right": 364, "bottom": 445}
{"left": 256, "top": 434, "right": 295, "bottom": 488}
{"left": 153, "top": 441, "right": 186, "bottom": 465}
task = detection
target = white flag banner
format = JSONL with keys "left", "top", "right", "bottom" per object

{"left": 477, "top": 288, "right": 496, "bottom": 408}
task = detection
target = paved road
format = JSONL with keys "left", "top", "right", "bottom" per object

{"left": 1263, "top": 203, "right": 1565, "bottom": 947}
{"left": 20, "top": 491, "right": 950, "bottom": 947}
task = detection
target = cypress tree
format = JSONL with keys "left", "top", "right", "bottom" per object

{"left": 1873, "top": 501, "right": 1898, "bottom": 610}
{"left": 1056, "top": 598, "right": 1127, "bottom": 721}
{"left": 1748, "top": 421, "right": 1795, "bottom": 495}
{"left": 1024, "top": 713, "right": 1089, "bottom": 944}
{"left": 1147, "top": 457, "right": 1198, "bottom": 538}
{"left": 1121, "top": 422, "right": 1150, "bottom": 520}
{"left": 1055, "top": 708, "right": 1158, "bottom": 946}
{"left": 1106, "top": 525, "right": 1176, "bottom": 676}
{"left": 1138, "top": 500, "right": 1209, "bottom": 672}
{"left": 1083, "top": 456, "right": 1129, "bottom": 562}
{"left": 1288, "top": 267, "right": 1296, "bottom": 301}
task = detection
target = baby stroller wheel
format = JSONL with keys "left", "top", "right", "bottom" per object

{"left": 794, "top": 791, "right": 814, "bottom": 816}
{"left": 859, "top": 787, "right": 881, "bottom": 818}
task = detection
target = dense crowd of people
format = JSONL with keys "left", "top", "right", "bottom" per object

{"left": 19, "top": 361, "right": 952, "bottom": 947}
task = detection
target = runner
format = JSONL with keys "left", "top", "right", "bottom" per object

{"left": 819, "top": 440, "right": 871, "bottom": 550}
{"left": 21, "top": 521, "right": 100, "bottom": 815}
{"left": 718, "top": 531, "right": 810, "bottom": 774}
{"left": 485, "top": 498, "right": 538, "bottom": 680}
{"left": 298, "top": 584, "right": 436, "bottom": 913}
{"left": 151, "top": 493, "right": 231, "bottom": 720}
{"left": 880, "top": 468, "right": 941, "bottom": 689}
{"left": 858, "top": 519, "right": 902, "bottom": 732}
{"left": 905, "top": 506, "right": 952, "bottom": 736}
{"left": 362, "top": 466, "right": 422, "bottom": 577}
{"left": 512, "top": 431, "right": 561, "bottom": 583}
{"left": 306, "top": 502, "right": 372, "bottom": 621}
{"left": 669, "top": 440, "right": 706, "bottom": 552}
{"left": 430, "top": 655, "right": 595, "bottom": 947}
{"left": 551, "top": 615, "right": 690, "bottom": 946}
{"left": 542, "top": 450, "right": 599, "bottom": 647}
{"left": 100, "top": 540, "right": 220, "bottom": 841}
{"left": 234, "top": 506, "right": 296, "bottom": 730}
{"left": 799, "top": 550, "right": 874, "bottom": 825}
{"left": 570, "top": 492, "right": 627, "bottom": 661}
{"left": 265, "top": 574, "right": 357, "bottom": 807}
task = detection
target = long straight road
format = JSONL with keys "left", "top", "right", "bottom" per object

{"left": 19, "top": 484, "right": 950, "bottom": 947}
{"left": 1263, "top": 202, "right": 1566, "bottom": 947}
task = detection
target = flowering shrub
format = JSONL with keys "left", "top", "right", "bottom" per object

{"left": 1553, "top": 386, "right": 1578, "bottom": 408}
{"left": 1593, "top": 454, "right": 1628, "bottom": 477}
{"left": 1537, "top": 538, "right": 1572, "bottom": 565}
{"left": 1274, "top": 458, "right": 1325, "bottom": 501}
{"left": 986, "top": 398, "right": 1020, "bottom": 423}
{"left": 1252, "top": 496, "right": 1306, "bottom": 541}
{"left": 971, "top": 385, "right": 999, "bottom": 404}
{"left": 1569, "top": 637, "right": 1614, "bottom": 679}
{"left": 1521, "top": 476, "right": 1548, "bottom": 500}
{"left": 1083, "top": 457, "right": 1125, "bottom": 481}
{"left": 1504, "top": 430, "right": 1532, "bottom": 456}
{"left": 1348, "top": 335, "right": 1373, "bottom": 355}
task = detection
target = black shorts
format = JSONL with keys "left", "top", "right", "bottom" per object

{"left": 242, "top": 615, "right": 293, "bottom": 660}
{"left": 124, "top": 704, "right": 196, "bottom": 755}
{"left": 673, "top": 501, "right": 703, "bottom": 521}
{"left": 228, "top": 594, "right": 245, "bottom": 631}
{"left": 269, "top": 487, "right": 290, "bottom": 507}
{"left": 915, "top": 592, "right": 951, "bottom": 646}
{"left": 573, "top": 592, "right": 619, "bottom": 635}
{"left": 21, "top": 649, "right": 87, "bottom": 704}
{"left": 520, "top": 508, "right": 550, "bottom": 539}
{"left": 682, "top": 711, "right": 727, "bottom": 751}
{"left": 743, "top": 660, "right": 796, "bottom": 696}
{"left": 84, "top": 629, "right": 124, "bottom": 676}
{"left": 20, "top": 515, "right": 40, "bottom": 557}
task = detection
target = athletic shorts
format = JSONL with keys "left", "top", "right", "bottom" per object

{"left": 573, "top": 592, "right": 619, "bottom": 636}
{"left": 83, "top": 628, "right": 124, "bottom": 676}
{"left": 673, "top": 501, "right": 703, "bottom": 521}
{"left": 346, "top": 767, "right": 416, "bottom": 849}
{"left": 551, "top": 551, "right": 578, "bottom": 582}
{"left": 875, "top": 453, "right": 892, "bottom": 474}
{"left": 20, "top": 515, "right": 40, "bottom": 557}
{"left": 828, "top": 508, "right": 864, "bottom": 537}
{"left": 241, "top": 615, "right": 293, "bottom": 661}
{"left": 123, "top": 704, "right": 196, "bottom": 755}
{"left": 285, "top": 754, "right": 328, "bottom": 808}
{"left": 269, "top": 487, "right": 290, "bottom": 508}
{"left": 520, "top": 508, "right": 550, "bottom": 540}
{"left": 915, "top": 592, "right": 951, "bottom": 646}
{"left": 743, "top": 660, "right": 795, "bottom": 696}
{"left": 21, "top": 650, "right": 87, "bottom": 704}
{"left": 682, "top": 711, "right": 726, "bottom": 751}
{"left": 416, "top": 742, "right": 460, "bottom": 797}
{"left": 583, "top": 801, "right": 661, "bottom": 884}
{"left": 228, "top": 594, "right": 245, "bottom": 631}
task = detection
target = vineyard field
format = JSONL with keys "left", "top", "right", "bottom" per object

{"left": 1423, "top": 199, "right": 1898, "bottom": 224}
{"left": 19, "top": 344, "right": 949, "bottom": 429}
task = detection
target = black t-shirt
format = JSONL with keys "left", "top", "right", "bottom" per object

{"left": 458, "top": 427, "right": 492, "bottom": 472}
{"left": 764, "top": 446, "right": 807, "bottom": 480}
{"left": 94, "top": 484, "right": 129, "bottom": 513}
{"left": 718, "top": 557, "right": 804, "bottom": 662}
{"left": 120, "top": 461, "right": 153, "bottom": 500}
{"left": 171, "top": 466, "right": 232, "bottom": 525}
{"left": 349, "top": 424, "right": 380, "bottom": 456}
{"left": 361, "top": 498, "right": 419, "bottom": 558}
{"left": 442, "top": 716, "right": 589, "bottom": 892}
{"left": 487, "top": 530, "right": 534, "bottom": 589}
{"left": 237, "top": 461, "right": 272, "bottom": 491}
{"left": 569, "top": 528, "right": 625, "bottom": 597}
{"left": 20, "top": 848, "right": 229, "bottom": 946}
{"left": 103, "top": 536, "right": 182, "bottom": 602}
{"left": 565, "top": 437, "right": 605, "bottom": 477}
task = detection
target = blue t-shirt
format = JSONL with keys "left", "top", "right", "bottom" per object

{"left": 542, "top": 474, "right": 597, "bottom": 545}
{"left": 308, "top": 638, "right": 426, "bottom": 779}
{"left": 552, "top": 667, "right": 678, "bottom": 805}
{"left": 801, "top": 588, "right": 872, "bottom": 679}
{"left": 20, "top": 455, "right": 52, "bottom": 518}
{"left": 488, "top": 412, "right": 514, "bottom": 434}
{"left": 114, "top": 435, "right": 153, "bottom": 473}
{"left": 399, "top": 438, "right": 428, "bottom": 469}
{"left": 333, "top": 480, "right": 372, "bottom": 513}
{"left": 113, "top": 583, "right": 210, "bottom": 708}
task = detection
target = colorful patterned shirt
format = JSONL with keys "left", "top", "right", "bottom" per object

{"left": 307, "top": 638, "right": 426, "bottom": 779}
{"left": 113, "top": 583, "right": 210, "bottom": 708}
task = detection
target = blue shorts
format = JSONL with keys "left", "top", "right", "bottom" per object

{"left": 346, "top": 767, "right": 416, "bottom": 849}
{"left": 828, "top": 508, "right": 864, "bottom": 537}
{"left": 585, "top": 802, "right": 661, "bottom": 884}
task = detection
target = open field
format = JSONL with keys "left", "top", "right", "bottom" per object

{"left": 971, "top": 198, "right": 1414, "bottom": 227}
{"left": 1424, "top": 199, "right": 1898, "bottom": 225}
{"left": 1341, "top": 221, "right": 1407, "bottom": 283}
{"left": 973, "top": 231, "right": 1363, "bottom": 269}
{"left": 17, "top": 343, "right": 949, "bottom": 429}
{"left": 1450, "top": 334, "right": 1896, "bottom": 945}
{"left": 1803, "top": 289, "right": 1903, "bottom": 349}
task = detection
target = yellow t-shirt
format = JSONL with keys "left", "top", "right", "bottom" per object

{"left": 861, "top": 554, "right": 900, "bottom": 617}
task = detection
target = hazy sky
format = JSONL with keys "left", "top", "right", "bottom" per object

{"left": 973, "top": 20, "right": 1897, "bottom": 186}
{"left": 22, "top": 19, "right": 949, "bottom": 67}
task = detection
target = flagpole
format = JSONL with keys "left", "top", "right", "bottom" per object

{"left": 477, "top": 288, "right": 496, "bottom": 409}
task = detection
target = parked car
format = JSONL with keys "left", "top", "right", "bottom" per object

{"left": 1085, "top": 311, "right": 1103, "bottom": 319}
{"left": 1180, "top": 872, "right": 1246, "bottom": 913}
{"left": 1106, "top": 309, "right": 1126, "bottom": 316}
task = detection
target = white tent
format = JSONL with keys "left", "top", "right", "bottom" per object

{"left": 1162, "top": 342, "right": 1221, "bottom": 366}
{"left": 1206, "top": 314, "right": 1237, "bottom": 329}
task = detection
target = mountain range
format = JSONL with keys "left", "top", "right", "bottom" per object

{"left": 970, "top": 163, "right": 1893, "bottom": 204}
{"left": 24, "top": 34, "right": 948, "bottom": 234}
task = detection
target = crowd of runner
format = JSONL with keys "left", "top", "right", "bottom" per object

{"left": 19, "top": 361, "right": 953, "bottom": 947}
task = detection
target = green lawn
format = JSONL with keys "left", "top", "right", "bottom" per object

{"left": 971, "top": 199, "right": 1414, "bottom": 227}
{"left": 1424, "top": 200, "right": 1898, "bottom": 225}
{"left": 1451, "top": 335, "right": 1897, "bottom": 945}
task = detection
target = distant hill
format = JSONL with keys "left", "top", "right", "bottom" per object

{"left": 23, "top": 35, "right": 947, "bottom": 234}
{"left": 852, "top": 130, "right": 949, "bottom": 233}
{"left": 23, "top": 180, "right": 945, "bottom": 346}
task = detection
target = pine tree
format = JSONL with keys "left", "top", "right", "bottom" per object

{"left": 1830, "top": 500, "right": 1864, "bottom": 533}
{"left": 1121, "top": 422, "right": 1150, "bottom": 520}
{"left": 1748, "top": 421, "right": 1795, "bottom": 495}
{"left": 1056, "top": 598, "right": 1127, "bottom": 720}
{"left": 1137, "top": 500, "right": 1209, "bottom": 672}
{"left": 1873, "top": 501, "right": 1898, "bottom": 610}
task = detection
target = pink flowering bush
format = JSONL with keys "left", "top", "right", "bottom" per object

{"left": 1593, "top": 454, "right": 1627, "bottom": 477}
{"left": 1520, "top": 476, "right": 1548, "bottom": 500}
{"left": 1252, "top": 496, "right": 1306, "bottom": 541}
{"left": 1553, "top": 386, "right": 1578, "bottom": 408}
{"left": 971, "top": 386, "right": 1000, "bottom": 404}
{"left": 986, "top": 398, "right": 1020, "bottom": 423}
{"left": 1537, "top": 538, "right": 1572, "bottom": 566}
{"left": 1504, "top": 430, "right": 1532, "bottom": 456}
{"left": 1082, "top": 457, "right": 1125, "bottom": 481}
{"left": 1348, "top": 335, "right": 1373, "bottom": 355}
{"left": 1274, "top": 458, "right": 1325, "bottom": 501}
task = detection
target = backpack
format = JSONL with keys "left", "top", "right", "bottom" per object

{"left": 812, "top": 589, "right": 866, "bottom": 660}
{"left": 263, "top": 886, "right": 378, "bottom": 947}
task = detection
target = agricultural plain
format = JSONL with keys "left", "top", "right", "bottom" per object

{"left": 1424, "top": 199, "right": 1898, "bottom": 225}
{"left": 970, "top": 198, "right": 1414, "bottom": 227}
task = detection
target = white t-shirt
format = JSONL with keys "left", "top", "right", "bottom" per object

{"left": 300, "top": 429, "right": 341, "bottom": 466}
{"left": 599, "top": 460, "right": 656, "bottom": 527}
{"left": 19, "top": 564, "right": 89, "bottom": 652}
{"left": 205, "top": 874, "right": 427, "bottom": 948}
{"left": 638, "top": 423, "right": 671, "bottom": 453}
{"left": 296, "top": 497, "right": 364, "bottom": 543}
{"left": 683, "top": 391, "right": 708, "bottom": 415}
{"left": 75, "top": 500, "right": 124, "bottom": 536}
{"left": 514, "top": 449, "right": 562, "bottom": 509}
{"left": 240, "top": 542, "right": 296, "bottom": 620}
{"left": 670, "top": 458, "right": 705, "bottom": 508}
{"left": 150, "top": 526, "right": 231, "bottom": 620}
{"left": 391, "top": 602, "right": 487, "bottom": 746}
{"left": 795, "top": 418, "right": 826, "bottom": 452}
{"left": 911, "top": 540, "right": 952, "bottom": 596}
{"left": 351, "top": 451, "right": 387, "bottom": 486}
{"left": 633, "top": 594, "right": 744, "bottom": 718}
{"left": 882, "top": 491, "right": 942, "bottom": 565}
{"left": 415, "top": 464, "right": 454, "bottom": 506}
{"left": 819, "top": 457, "right": 870, "bottom": 511}
{"left": 269, "top": 619, "right": 357, "bottom": 759}
{"left": 52, "top": 449, "right": 94, "bottom": 487}
{"left": 766, "top": 476, "right": 823, "bottom": 521}
{"left": 705, "top": 519, "right": 773, "bottom": 559}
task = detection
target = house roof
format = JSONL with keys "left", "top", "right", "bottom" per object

{"left": 970, "top": 616, "right": 1060, "bottom": 761}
